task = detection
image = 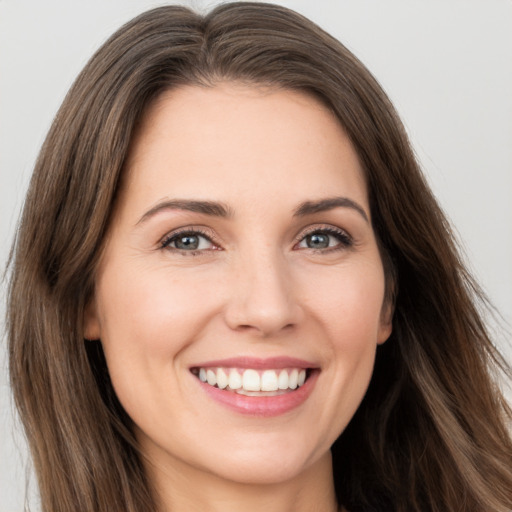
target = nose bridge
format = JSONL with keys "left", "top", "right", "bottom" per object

{"left": 224, "top": 242, "right": 300, "bottom": 336}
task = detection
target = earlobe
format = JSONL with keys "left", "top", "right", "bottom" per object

{"left": 83, "top": 299, "right": 101, "bottom": 340}
{"left": 377, "top": 317, "right": 392, "bottom": 345}
{"left": 377, "top": 302, "right": 394, "bottom": 345}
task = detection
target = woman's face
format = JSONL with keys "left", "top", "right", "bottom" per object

{"left": 85, "top": 84, "right": 392, "bottom": 486}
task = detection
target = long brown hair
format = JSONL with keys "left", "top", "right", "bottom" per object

{"left": 7, "top": 3, "right": 512, "bottom": 511}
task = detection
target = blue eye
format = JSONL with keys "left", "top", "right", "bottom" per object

{"left": 162, "top": 231, "right": 215, "bottom": 251}
{"left": 297, "top": 228, "right": 352, "bottom": 250}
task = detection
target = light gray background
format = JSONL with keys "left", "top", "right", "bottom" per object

{"left": 1, "top": 1, "right": 511, "bottom": 510}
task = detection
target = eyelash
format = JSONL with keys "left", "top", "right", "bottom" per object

{"left": 160, "top": 225, "right": 353, "bottom": 255}
{"left": 160, "top": 227, "right": 219, "bottom": 256}
{"left": 294, "top": 226, "right": 353, "bottom": 253}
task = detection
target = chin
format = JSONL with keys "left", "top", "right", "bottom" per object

{"left": 207, "top": 454, "right": 319, "bottom": 486}
{"left": 195, "top": 433, "right": 330, "bottom": 486}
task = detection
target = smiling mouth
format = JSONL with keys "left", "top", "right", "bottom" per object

{"left": 190, "top": 367, "right": 312, "bottom": 396}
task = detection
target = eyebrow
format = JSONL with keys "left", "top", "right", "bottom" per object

{"left": 293, "top": 197, "right": 369, "bottom": 223}
{"left": 137, "top": 196, "right": 369, "bottom": 225}
{"left": 137, "top": 199, "right": 233, "bottom": 225}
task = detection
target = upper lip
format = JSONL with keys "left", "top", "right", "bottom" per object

{"left": 190, "top": 356, "right": 318, "bottom": 370}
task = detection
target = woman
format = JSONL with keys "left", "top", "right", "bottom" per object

{"left": 6, "top": 3, "right": 512, "bottom": 511}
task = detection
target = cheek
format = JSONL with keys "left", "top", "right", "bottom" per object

{"left": 98, "top": 266, "right": 207, "bottom": 345}
{"left": 94, "top": 264, "right": 224, "bottom": 430}
{"left": 305, "top": 262, "right": 386, "bottom": 343}
{"left": 300, "top": 262, "right": 385, "bottom": 420}
{"left": 95, "top": 264, "right": 220, "bottom": 394}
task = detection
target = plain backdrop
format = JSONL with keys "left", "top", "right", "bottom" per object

{"left": 1, "top": 1, "right": 511, "bottom": 510}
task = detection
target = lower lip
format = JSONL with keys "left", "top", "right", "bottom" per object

{"left": 196, "top": 371, "right": 318, "bottom": 417}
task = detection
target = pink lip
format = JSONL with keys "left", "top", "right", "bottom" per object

{"left": 197, "top": 375, "right": 318, "bottom": 417}
{"left": 192, "top": 361, "right": 319, "bottom": 417}
{"left": 190, "top": 356, "right": 317, "bottom": 370}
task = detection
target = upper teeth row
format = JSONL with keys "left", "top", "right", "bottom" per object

{"left": 197, "top": 368, "right": 307, "bottom": 392}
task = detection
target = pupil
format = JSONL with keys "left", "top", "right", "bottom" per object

{"left": 176, "top": 235, "right": 199, "bottom": 250}
{"left": 308, "top": 233, "right": 329, "bottom": 248}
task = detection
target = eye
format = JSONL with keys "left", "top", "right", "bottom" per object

{"left": 161, "top": 229, "right": 218, "bottom": 252}
{"left": 296, "top": 227, "right": 352, "bottom": 251}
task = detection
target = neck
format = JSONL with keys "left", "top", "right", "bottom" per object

{"left": 148, "top": 451, "right": 338, "bottom": 512}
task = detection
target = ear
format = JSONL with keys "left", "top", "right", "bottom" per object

{"left": 83, "top": 298, "right": 101, "bottom": 340}
{"left": 377, "top": 300, "right": 394, "bottom": 345}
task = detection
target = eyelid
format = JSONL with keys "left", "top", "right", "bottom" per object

{"left": 293, "top": 224, "right": 353, "bottom": 249}
{"left": 159, "top": 225, "right": 221, "bottom": 250}
{"left": 158, "top": 223, "right": 353, "bottom": 253}
{"left": 295, "top": 223, "right": 351, "bottom": 240}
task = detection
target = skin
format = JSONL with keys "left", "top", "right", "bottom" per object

{"left": 85, "top": 83, "right": 392, "bottom": 512}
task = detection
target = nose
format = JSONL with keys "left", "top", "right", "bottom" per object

{"left": 223, "top": 248, "right": 302, "bottom": 337}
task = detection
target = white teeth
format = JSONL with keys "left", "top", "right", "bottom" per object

{"left": 206, "top": 369, "right": 217, "bottom": 386}
{"left": 289, "top": 369, "right": 298, "bottom": 390}
{"left": 196, "top": 367, "right": 310, "bottom": 393}
{"left": 261, "top": 370, "right": 279, "bottom": 391}
{"left": 278, "top": 370, "right": 289, "bottom": 390}
{"left": 242, "top": 369, "right": 261, "bottom": 391}
{"left": 228, "top": 369, "right": 242, "bottom": 390}
{"left": 217, "top": 368, "right": 228, "bottom": 389}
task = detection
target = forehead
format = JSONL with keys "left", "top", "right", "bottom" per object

{"left": 121, "top": 83, "right": 368, "bottom": 218}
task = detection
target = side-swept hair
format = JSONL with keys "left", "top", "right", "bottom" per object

{"left": 7, "top": 3, "right": 512, "bottom": 511}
